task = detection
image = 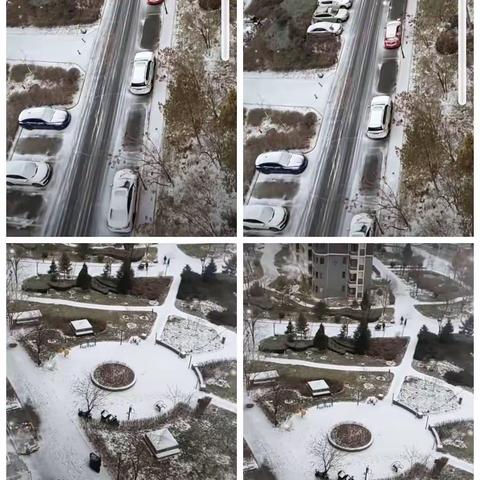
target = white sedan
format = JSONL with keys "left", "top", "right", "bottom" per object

{"left": 350, "top": 213, "right": 376, "bottom": 237}
{"left": 307, "top": 22, "right": 343, "bottom": 35}
{"left": 244, "top": 205, "right": 289, "bottom": 232}
{"left": 107, "top": 169, "right": 138, "bottom": 233}
{"left": 318, "top": 0, "right": 352, "bottom": 8}
{"left": 130, "top": 51, "right": 156, "bottom": 95}
{"left": 255, "top": 151, "right": 308, "bottom": 174}
{"left": 7, "top": 161, "right": 52, "bottom": 187}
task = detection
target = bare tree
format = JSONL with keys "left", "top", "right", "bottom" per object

{"left": 309, "top": 435, "right": 346, "bottom": 477}
{"left": 31, "top": 326, "right": 50, "bottom": 366}
{"left": 73, "top": 375, "right": 109, "bottom": 415}
{"left": 126, "top": 436, "right": 149, "bottom": 480}
{"left": 244, "top": 308, "right": 261, "bottom": 355}
{"left": 166, "top": 386, "right": 193, "bottom": 409}
{"left": 7, "top": 245, "right": 26, "bottom": 298}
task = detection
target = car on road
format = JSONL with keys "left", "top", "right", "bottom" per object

{"left": 318, "top": 0, "right": 352, "bottom": 8}
{"left": 130, "top": 51, "right": 156, "bottom": 95}
{"left": 312, "top": 5, "right": 349, "bottom": 23}
{"left": 18, "top": 107, "right": 71, "bottom": 130}
{"left": 350, "top": 213, "right": 375, "bottom": 237}
{"left": 244, "top": 205, "right": 289, "bottom": 232}
{"left": 255, "top": 151, "right": 308, "bottom": 174}
{"left": 107, "top": 169, "right": 138, "bottom": 233}
{"left": 384, "top": 20, "right": 402, "bottom": 49}
{"left": 307, "top": 22, "right": 343, "bottom": 36}
{"left": 7, "top": 160, "right": 52, "bottom": 187}
{"left": 366, "top": 96, "right": 393, "bottom": 139}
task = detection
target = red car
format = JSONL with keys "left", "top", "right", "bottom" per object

{"left": 384, "top": 20, "right": 402, "bottom": 49}
{"left": 147, "top": 0, "right": 164, "bottom": 4}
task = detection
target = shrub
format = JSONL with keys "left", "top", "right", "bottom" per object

{"left": 199, "top": 0, "right": 221, "bottom": 10}
{"left": 444, "top": 369, "right": 473, "bottom": 388}
{"left": 436, "top": 30, "right": 457, "bottom": 54}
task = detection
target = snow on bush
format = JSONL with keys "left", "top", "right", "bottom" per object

{"left": 161, "top": 316, "right": 223, "bottom": 354}
{"left": 397, "top": 376, "right": 460, "bottom": 415}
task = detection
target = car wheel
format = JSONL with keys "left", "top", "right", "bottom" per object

{"left": 7, "top": 182, "right": 13, "bottom": 186}
{"left": 32, "top": 183, "right": 43, "bottom": 188}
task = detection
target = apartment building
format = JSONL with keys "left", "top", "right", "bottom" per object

{"left": 293, "top": 244, "right": 374, "bottom": 300}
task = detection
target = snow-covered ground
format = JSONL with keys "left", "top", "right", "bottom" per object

{"left": 245, "top": 246, "right": 473, "bottom": 479}
{"left": 7, "top": 244, "right": 236, "bottom": 480}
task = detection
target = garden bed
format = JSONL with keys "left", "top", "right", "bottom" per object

{"left": 328, "top": 422, "right": 373, "bottom": 451}
{"left": 91, "top": 362, "right": 136, "bottom": 391}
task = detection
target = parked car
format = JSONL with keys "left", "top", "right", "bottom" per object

{"left": 384, "top": 20, "right": 402, "bottom": 49}
{"left": 130, "top": 51, "right": 156, "bottom": 95}
{"left": 318, "top": 0, "right": 352, "bottom": 8}
{"left": 255, "top": 151, "right": 308, "bottom": 174}
{"left": 244, "top": 205, "right": 289, "bottom": 232}
{"left": 147, "top": 0, "right": 164, "bottom": 4}
{"left": 350, "top": 213, "right": 375, "bottom": 237}
{"left": 7, "top": 161, "right": 52, "bottom": 187}
{"left": 307, "top": 22, "right": 343, "bottom": 35}
{"left": 366, "top": 96, "right": 393, "bottom": 139}
{"left": 312, "top": 5, "right": 349, "bottom": 23}
{"left": 107, "top": 169, "right": 138, "bottom": 233}
{"left": 18, "top": 107, "right": 70, "bottom": 130}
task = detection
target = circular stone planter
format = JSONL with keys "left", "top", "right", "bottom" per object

{"left": 328, "top": 422, "right": 373, "bottom": 452}
{"left": 91, "top": 362, "right": 136, "bottom": 391}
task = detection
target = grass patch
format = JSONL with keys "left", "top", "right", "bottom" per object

{"left": 177, "top": 272, "right": 236, "bottom": 328}
{"left": 244, "top": 0, "right": 340, "bottom": 71}
{"left": 247, "top": 360, "right": 392, "bottom": 423}
{"left": 177, "top": 244, "right": 235, "bottom": 259}
{"left": 85, "top": 403, "right": 236, "bottom": 480}
{"left": 244, "top": 108, "right": 318, "bottom": 192}
{"left": 7, "top": 65, "right": 81, "bottom": 150}
{"left": 414, "top": 301, "right": 472, "bottom": 322}
{"left": 435, "top": 420, "right": 473, "bottom": 463}
{"left": 7, "top": 0, "right": 105, "bottom": 27}
{"left": 198, "top": 359, "right": 237, "bottom": 402}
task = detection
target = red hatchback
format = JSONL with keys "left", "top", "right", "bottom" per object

{"left": 384, "top": 20, "right": 402, "bottom": 49}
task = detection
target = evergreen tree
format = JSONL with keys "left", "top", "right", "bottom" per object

{"left": 285, "top": 320, "right": 294, "bottom": 335}
{"left": 402, "top": 244, "right": 413, "bottom": 269}
{"left": 360, "top": 290, "right": 371, "bottom": 321}
{"left": 48, "top": 259, "right": 58, "bottom": 278}
{"left": 459, "top": 314, "right": 474, "bottom": 336}
{"left": 295, "top": 313, "right": 309, "bottom": 339}
{"left": 353, "top": 321, "right": 371, "bottom": 354}
{"left": 222, "top": 254, "right": 237, "bottom": 276}
{"left": 338, "top": 323, "right": 348, "bottom": 339}
{"left": 418, "top": 324, "right": 430, "bottom": 341}
{"left": 76, "top": 243, "right": 90, "bottom": 260}
{"left": 181, "top": 264, "right": 193, "bottom": 280}
{"left": 313, "top": 323, "right": 329, "bottom": 351}
{"left": 314, "top": 301, "right": 328, "bottom": 322}
{"left": 439, "top": 319, "right": 454, "bottom": 343}
{"left": 59, "top": 252, "right": 72, "bottom": 279}
{"left": 203, "top": 258, "right": 217, "bottom": 281}
{"left": 116, "top": 261, "right": 134, "bottom": 294}
{"left": 102, "top": 260, "right": 112, "bottom": 279}
{"left": 76, "top": 263, "right": 91, "bottom": 290}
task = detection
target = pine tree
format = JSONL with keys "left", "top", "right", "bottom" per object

{"left": 76, "top": 244, "right": 90, "bottom": 260}
{"left": 353, "top": 321, "right": 371, "bottom": 354}
{"left": 116, "top": 261, "right": 134, "bottom": 294}
{"left": 222, "top": 254, "right": 237, "bottom": 276}
{"left": 59, "top": 252, "right": 72, "bottom": 279}
{"left": 459, "top": 315, "right": 473, "bottom": 336}
{"left": 285, "top": 320, "right": 294, "bottom": 335}
{"left": 182, "top": 264, "right": 193, "bottom": 280}
{"left": 360, "top": 290, "right": 371, "bottom": 321}
{"left": 76, "top": 263, "right": 91, "bottom": 290}
{"left": 402, "top": 244, "right": 413, "bottom": 269}
{"left": 313, "top": 323, "right": 329, "bottom": 351}
{"left": 295, "top": 313, "right": 309, "bottom": 339}
{"left": 314, "top": 301, "right": 328, "bottom": 322}
{"left": 48, "top": 259, "right": 58, "bottom": 279}
{"left": 439, "top": 319, "right": 454, "bottom": 343}
{"left": 418, "top": 324, "right": 430, "bottom": 341}
{"left": 203, "top": 258, "right": 217, "bottom": 281}
{"left": 102, "top": 260, "right": 112, "bottom": 279}
{"left": 338, "top": 323, "right": 348, "bottom": 339}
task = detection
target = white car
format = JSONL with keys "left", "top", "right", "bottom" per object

{"left": 7, "top": 161, "right": 52, "bottom": 187}
{"left": 312, "top": 6, "right": 349, "bottom": 23}
{"left": 244, "top": 205, "right": 289, "bottom": 232}
{"left": 255, "top": 151, "right": 308, "bottom": 174}
{"left": 367, "top": 96, "right": 393, "bottom": 139}
{"left": 318, "top": 0, "right": 352, "bottom": 8}
{"left": 350, "top": 213, "right": 375, "bottom": 237}
{"left": 307, "top": 22, "right": 343, "bottom": 35}
{"left": 18, "top": 106, "right": 70, "bottom": 130}
{"left": 130, "top": 51, "right": 156, "bottom": 95}
{"left": 107, "top": 169, "right": 138, "bottom": 233}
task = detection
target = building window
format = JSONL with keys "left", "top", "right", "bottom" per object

{"left": 315, "top": 286, "right": 318, "bottom": 293}
{"left": 342, "top": 271, "right": 346, "bottom": 278}
{"left": 343, "top": 257, "right": 346, "bottom": 264}
{"left": 319, "top": 273, "right": 323, "bottom": 279}
{"left": 320, "top": 257, "right": 325, "bottom": 265}
{"left": 315, "top": 271, "right": 318, "bottom": 278}
{"left": 342, "top": 285, "right": 346, "bottom": 292}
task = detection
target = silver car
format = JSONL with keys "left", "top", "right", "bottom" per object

{"left": 107, "top": 169, "right": 138, "bottom": 233}
{"left": 7, "top": 161, "right": 52, "bottom": 187}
